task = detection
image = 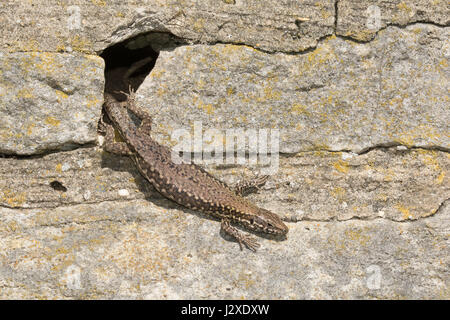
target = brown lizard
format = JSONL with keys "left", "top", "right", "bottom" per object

{"left": 101, "top": 62, "right": 288, "bottom": 251}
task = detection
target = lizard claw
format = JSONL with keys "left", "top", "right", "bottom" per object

{"left": 239, "top": 234, "right": 260, "bottom": 252}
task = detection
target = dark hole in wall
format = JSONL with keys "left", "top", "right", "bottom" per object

{"left": 100, "top": 38, "right": 159, "bottom": 101}
{"left": 50, "top": 180, "right": 67, "bottom": 192}
{"left": 100, "top": 32, "right": 185, "bottom": 101}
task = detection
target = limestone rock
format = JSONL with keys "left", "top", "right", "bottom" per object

{"left": 337, "top": 0, "right": 450, "bottom": 41}
{"left": 0, "top": 52, "right": 104, "bottom": 155}
{"left": 136, "top": 24, "right": 449, "bottom": 153}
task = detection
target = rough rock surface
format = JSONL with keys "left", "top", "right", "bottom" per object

{"left": 0, "top": 147, "right": 448, "bottom": 299}
{"left": 337, "top": 0, "right": 450, "bottom": 41}
{"left": 0, "top": 1, "right": 449, "bottom": 299}
{"left": 0, "top": 52, "right": 104, "bottom": 155}
{"left": 136, "top": 24, "right": 449, "bottom": 153}
{"left": 0, "top": 0, "right": 335, "bottom": 54}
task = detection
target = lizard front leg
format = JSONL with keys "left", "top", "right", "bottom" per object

{"left": 102, "top": 118, "right": 133, "bottom": 156}
{"left": 121, "top": 88, "right": 153, "bottom": 137}
{"left": 221, "top": 218, "right": 260, "bottom": 251}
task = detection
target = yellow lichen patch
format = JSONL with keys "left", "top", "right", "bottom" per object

{"left": 1, "top": 189, "right": 26, "bottom": 207}
{"left": 395, "top": 204, "right": 414, "bottom": 220}
{"left": 55, "top": 90, "right": 68, "bottom": 102}
{"left": 0, "top": 129, "right": 14, "bottom": 140}
{"left": 17, "top": 88, "right": 34, "bottom": 99}
{"left": 418, "top": 150, "right": 446, "bottom": 184}
{"left": 396, "top": 1, "right": 413, "bottom": 14}
{"left": 421, "top": 150, "right": 438, "bottom": 167}
{"left": 45, "top": 116, "right": 61, "bottom": 127}
{"left": 34, "top": 52, "right": 63, "bottom": 75}
{"left": 197, "top": 100, "right": 214, "bottom": 115}
{"left": 330, "top": 186, "right": 346, "bottom": 202}
{"left": 393, "top": 125, "right": 441, "bottom": 147}
{"left": 86, "top": 94, "right": 101, "bottom": 108}
{"left": 26, "top": 123, "right": 35, "bottom": 136}
{"left": 55, "top": 163, "right": 63, "bottom": 173}
{"left": 344, "top": 228, "right": 371, "bottom": 247}
{"left": 256, "top": 85, "right": 281, "bottom": 102}
{"left": 196, "top": 78, "right": 206, "bottom": 89}
{"left": 70, "top": 35, "right": 93, "bottom": 53}
{"left": 156, "top": 85, "right": 168, "bottom": 97}
{"left": 383, "top": 168, "right": 395, "bottom": 182}
{"left": 91, "top": 0, "right": 106, "bottom": 5}
{"left": 20, "top": 39, "right": 40, "bottom": 53}
{"left": 150, "top": 69, "right": 164, "bottom": 79}
{"left": 436, "top": 171, "right": 445, "bottom": 185}
{"left": 193, "top": 18, "right": 205, "bottom": 32}
{"left": 333, "top": 160, "right": 349, "bottom": 174}
{"left": 376, "top": 193, "right": 389, "bottom": 202}
{"left": 55, "top": 43, "right": 67, "bottom": 52}
{"left": 291, "top": 103, "right": 310, "bottom": 116}
{"left": 226, "top": 86, "right": 236, "bottom": 95}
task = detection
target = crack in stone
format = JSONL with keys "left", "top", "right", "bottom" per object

{"left": 430, "top": 198, "right": 449, "bottom": 217}
{"left": 334, "top": 0, "right": 339, "bottom": 33}
{"left": 356, "top": 144, "right": 450, "bottom": 155}
{"left": 284, "top": 198, "right": 449, "bottom": 224}
{"left": 278, "top": 145, "right": 450, "bottom": 158}
{"left": 0, "top": 197, "right": 148, "bottom": 210}
{"left": 3, "top": 196, "right": 448, "bottom": 226}
{"left": 336, "top": 20, "right": 449, "bottom": 44}
{"left": 0, "top": 143, "right": 98, "bottom": 159}
{"left": 202, "top": 21, "right": 449, "bottom": 55}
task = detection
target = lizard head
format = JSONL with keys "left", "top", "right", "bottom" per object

{"left": 242, "top": 208, "right": 289, "bottom": 236}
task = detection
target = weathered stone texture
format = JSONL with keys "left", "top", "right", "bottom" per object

{"left": 0, "top": 52, "right": 104, "bottom": 155}
{"left": 1, "top": 147, "right": 448, "bottom": 222}
{"left": 337, "top": 0, "right": 450, "bottom": 41}
{"left": 0, "top": 1, "right": 448, "bottom": 300}
{"left": 0, "top": 0, "right": 334, "bottom": 54}
{"left": 0, "top": 147, "right": 448, "bottom": 299}
{"left": 0, "top": 201, "right": 445, "bottom": 299}
{"left": 136, "top": 24, "right": 449, "bottom": 153}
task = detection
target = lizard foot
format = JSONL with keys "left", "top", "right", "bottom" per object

{"left": 221, "top": 218, "right": 260, "bottom": 252}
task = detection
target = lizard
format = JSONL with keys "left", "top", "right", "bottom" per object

{"left": 100, "top": 60, "right": 288, "bottom": 251}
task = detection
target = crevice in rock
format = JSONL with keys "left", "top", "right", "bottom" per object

{"left": 334, "top": 0, "right": 339, "bottom": 33}
{"left": 277, "top": 144, "right": 450, "bottom": 159}
{"left": 335, "top": 20, "right": 449, "bottom": 45}
{"left": 285, "top": 198, "right": 450, "bottom": 224}
{"left": 356, "top": 144, "right": 450, "bottom": 155}
{"left": 100, "top": 36, "right": 158, "bottom": 101}
{"left": 209, "top": 20, "right": 448, "bottom": 55}
{"left": 49, "top": 180, "right": 68, "bottom": 192}
{"left": 430, "top": 198, "right": 449, "bottom": 217}
{"left": 99, "top": 32, "right": 186, "bottom": 101}
{"left": 0, "top": 142, "right": 97, "bottom": 160}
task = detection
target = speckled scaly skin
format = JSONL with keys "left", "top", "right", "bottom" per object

{"left": 102, "top": 92, "right": 288, "bottom": 251}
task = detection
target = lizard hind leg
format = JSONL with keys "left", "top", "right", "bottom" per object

{"left": 233, "top": 175, "right": 269, "bottom": 197}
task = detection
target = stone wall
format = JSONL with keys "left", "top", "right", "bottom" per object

{"left": 0, "top": 1, "right": 448, "bottom": 299}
